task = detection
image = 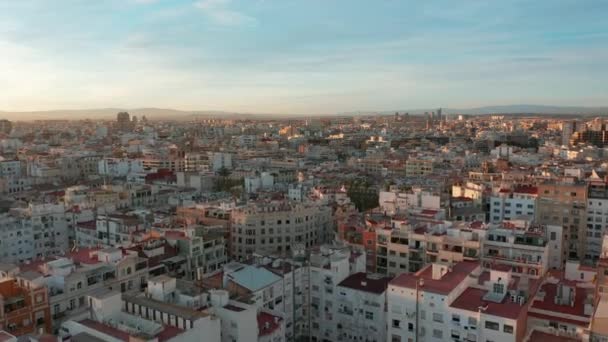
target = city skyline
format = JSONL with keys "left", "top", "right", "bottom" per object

{"left": 1, "top": 0, "right": 608, "bottom": 115}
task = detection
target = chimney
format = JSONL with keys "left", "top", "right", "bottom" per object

{"left": 431, "top": 263, "right": 448, "bottom": 280}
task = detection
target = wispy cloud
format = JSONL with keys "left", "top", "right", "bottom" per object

{"left": 194, "top": 0, "right": 257, "bottom": 27}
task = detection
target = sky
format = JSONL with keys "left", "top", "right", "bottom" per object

{"left": 1, "top": 0, "right": 607, "bottom": 114}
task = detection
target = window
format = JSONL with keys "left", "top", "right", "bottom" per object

{"left": 485, "top": 321, "right": 499, "bottom": 331}
{"left": 432, "top": 329, "right": 443, "bottom": 338}
{"left": 408, "top": 322, "right": 414, "bottom": 332}
{"left": 391, "top": 335, "right": 401, "bottom": 342}
{"left": 432, "top": 313, "right": 443, "bottom": 323}
{"left": 493, "top": 283, "right": 504, "bottom": 294}
{"left": 392, "top": 319, "right": 400, "bottom": 328}
{"left": 452, "top": 314, "right": 460, "bottom": 323}
{"left": 365, "top": 311, "right": 374, "bottom": 320}
{"left": 503, "top": 324, "right": 513, "bottom": 334}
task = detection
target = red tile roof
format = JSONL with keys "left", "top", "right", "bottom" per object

{"left": 514, "top": 186, "right": 538, "bottom": 195}
{"left": 79, "top": 319, "right": 129, "bottom": 341}
{"left": 76, "top": 220, "right": 96, "bottom": 230}
{"left": 67, "top": 248, "right": 102, "bottom": 265}
{"left": 257, "top": 312, "right": 282, "bottom": 337}
{"left": 450, "top": 287, "right": 526, "bottom": 319}
{"left": 528, "top": 330, "right": 579, "bottom": 342}
{"left": 79, "top": 318, "right": 182, "bottom": 342}
{"left": 156, "top": 325, "right": 183, "bottom": 342}
{"left": 530, "top": 282, "right": 591, "bottom": 321}
{"left": 338, "top": 272, "right": 392, "bottom": 294}
{"left": 390, "top": 261, "right": 478, "bottom": 295}
{"left": 225, "top": 304, "right": 246, "bottom": 312}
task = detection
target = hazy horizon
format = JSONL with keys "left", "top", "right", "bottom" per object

{"left": 2, "top": 1, "right": 608, "bottom": 114}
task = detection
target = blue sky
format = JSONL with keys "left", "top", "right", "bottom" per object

{"left": 1, "top": 0, "right": 607, "bottom": 114}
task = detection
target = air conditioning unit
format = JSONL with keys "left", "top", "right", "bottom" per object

{"left": 517, "top": 296, "right": 525, "bottom": 305}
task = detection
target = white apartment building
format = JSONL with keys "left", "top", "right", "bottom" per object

{"left": 7, "top": 247, "right": 150, "bottom": 332}
{"left": 0, "top": 158, "right": 25, "bottom": 194}
{"left": 0, "top": 203, "right": 69, "bottom": 263}
{"left": 206, "top": 289, "right": 285, "bottom": 342}
{"left": 333, "top": 272, "right": 391, "bottom": 342}
{"left": 586, "top": 180, "right": 608, "bottom": 261}
{"left": 379, "top": 220, "right": 484, "bottom": 276}
{"left": 89, "top": 214, "right": 145, "bottom": 248}
{"left": 452, "top": 181, "right": 487, "bottom": 206}
{"left": 306, "top": 245, "right": 366, "bottom": 342}
{"left": 212, "top": 152, "right": 233, "bottom": 171}
{"left": 60, "top": 287, "right": 219, "bottom": 342}
{"left": 164, "top": 227, "right": 227, "bottom": 280}
{"left": 490, "top": 185, "right": 538, "bottom": 223}
{"left": 388, "top": 261, "right": 532, "bottom": 342}
{"left": 230, "top": 200, "right": 333, "bottom": 260}
{"left": 251, "top": 256, "right": 307, "bottom": 341}
{"left": 379, "top": 187, "right": 443, "bottom": 216}
{"left": 98, "top": 158, "right": 144, "bottom": 178}
{"left": 244, "top": 172, "right": 275, "bottom": 194}
{"left": 526, "top": 262, "right": 596, "bottom": 341}
{"left": 482, "top": 221, "right": 562, "bottom": 277}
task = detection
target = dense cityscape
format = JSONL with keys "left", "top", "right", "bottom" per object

{"left": 0, "top": 111, "right": 606, "bottom": 342}
{"left": 3, "top": 0, "right": 608, "bottom": 341}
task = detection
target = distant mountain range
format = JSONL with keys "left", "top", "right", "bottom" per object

{"left": 1, "top": 104, "right": 607, "bottom": 121}
{"left": 342, "top": 105, "right": 608, "bottom": 116}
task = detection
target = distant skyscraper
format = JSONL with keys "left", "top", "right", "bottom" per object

{"left": 562, "top": 120, "right": 577, "bottom": 146}
{"left": 0, "top": 119, "right": 12, "bottom": 135}
{"left": 437, "top": 107, "right": 443, "bottom": 121}
{"left": 116, "top": 112, "right": 133, "bottom": 132}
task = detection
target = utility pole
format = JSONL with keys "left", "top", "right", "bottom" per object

{"left": 415, "top": 280, "right": 419, "bottom": 342}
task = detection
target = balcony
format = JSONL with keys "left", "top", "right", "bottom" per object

{"left": 482, "top": 254, "right": 542, "bottom": 266}
{"left": 338, "top": 307, "right": 354, "bottom": 316}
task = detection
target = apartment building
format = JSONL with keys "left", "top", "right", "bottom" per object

{"left": 378, "top": 187, "right": 443, "bottom": 216}
{"left": 482, "top": 221, "right": 561, "bottom": 278}
{"left": 98, "top": 158, "right": 144, "bottom": 178}
{"left": 490, "top": 185, "right": 538, "bottom": 223}
{"left": 142, "top": 157, "right": 186, "bottom": 172}
{"left": 0, "top": 158, "right": 25, "bottom": 194}
{"left": 0, "top": 275, "right": 51, "bottom": 336}
{"left": 212, "top": 152, "right": 233, "bottom": 171}
{"left": 205, "top": 289, "right": 286, "bottom": 342}
{"left": 91, "top": 214, "right": 145, "bottom": 248}
{"left": 0, "top": 203, "right": 69, "bottom": 263}
{"left": 378, "top": 220, "right": 484, "bottom": 276}
{"left": 163, "top": 227, "right": 227, "bottom": 280}
{"left": 405, "top": 159, "right": 433, "bottom": 177}
{"left": 60, "top": 287, "right": 217, "bottom": 342}
{"left": 123, "top": 276, "right": 213, "bottom": 330}
{"left": 333, "top": 272, "right": 391, "bottom": 342}
{"left": 452, "top": 181, "right": 488, "bottom": 207}
{"left": 586, "top": 179, "right": 608, "bottom": 262}
{"left": 536, "top": 180, "right": 587, "bottom": 262}
{"left": 306, "top": 245, "right": 366, "bottom": 342}
{"left": 230, "top": 200, "right": 333, "bottom": 260}
{"left": 590, "top": 236, "right": 608, "bottom": 341}
{"left": 526, "top": 264, "right": 596, "bottom": 341}
{"left": 252, "top": 257, "right": 307, "bottom": 341}
{"left": 388, "top": 261, "right": 535, "bottom": 342}
{"left": 35, "top": 247, "right": 149, "bottom": 330}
